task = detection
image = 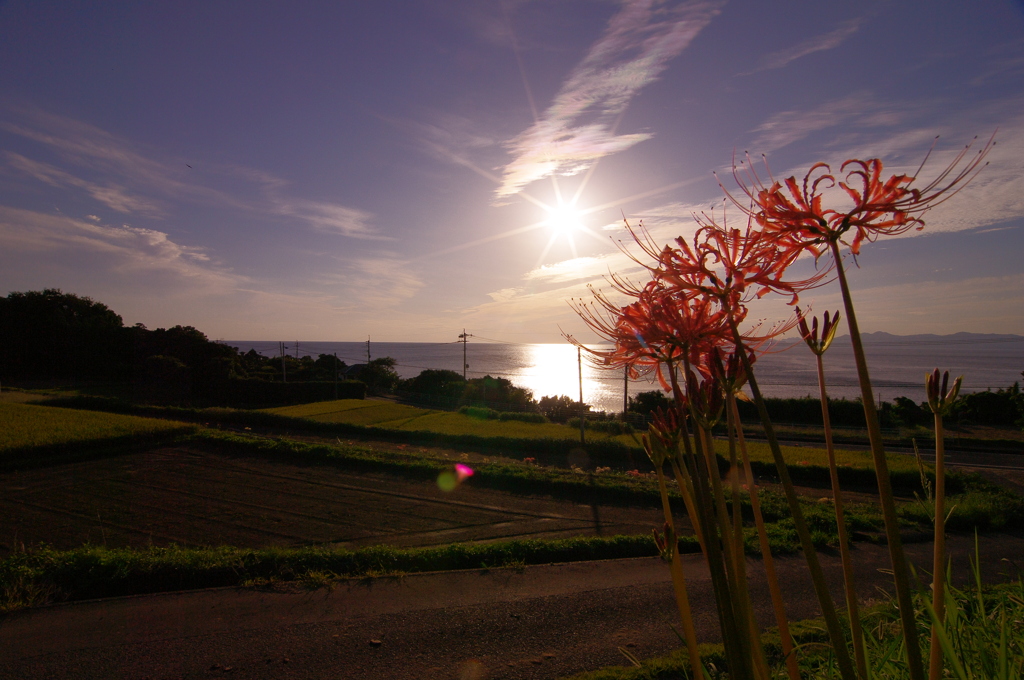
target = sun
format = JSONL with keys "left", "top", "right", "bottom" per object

{"left": 545, "top": 202, "right": 583, "bottom": 236}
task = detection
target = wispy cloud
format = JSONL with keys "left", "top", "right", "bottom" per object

{"left": 495, "top": 0, "right": 723, "bottom": 198}
{"left": 0, "top": 206, "right": 240, "bottom": 291}
{"left": 750, "top": 93, "right": 892, "bottom": 153}
{"left": 4, "top": 151, "right": 164, "bottom": 215}
{"left": 0, "top": 103, "right": 386, "bottom": 240}
{"left": 739, "top": 19, "right": 862, "bottom": 76}
{"left": 319, "top": 255, "right": 425, "bottom": 308}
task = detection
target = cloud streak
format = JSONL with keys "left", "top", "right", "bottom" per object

{"left": 740, "top": 19, "right": 861, "bottom": 76}
{"left": 495, "top": 0, "right": 723, "bottom": 198}
{"left": 0, "top": 103, "right": 386, "bottom": 240}
{"left": 0, "top": 206, "right": 240, "bottom": 291}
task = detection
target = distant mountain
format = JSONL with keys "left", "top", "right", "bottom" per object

{"left": 853, "top": 332, "right": 1024, "bottom": 345}
{"left": 772, "top": 331, "right": 1024, "bottom": 350}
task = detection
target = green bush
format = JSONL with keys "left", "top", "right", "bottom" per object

{"left": 458, "top": 405, "right": 500, "bottom": 419}
{"left": 497, "top": 411, "right": 548, "bottom": 423}
{"left": 568, "top": 417, "right": 634, "bottom": 435}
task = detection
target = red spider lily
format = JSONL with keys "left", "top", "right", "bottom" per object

{"left": 567, "top": 281, "right": 735, "bottom": 390}
{"left": 617, "top": 215, "right": 830, "bottom": 306}
{"left": 707, "top": 345, "right": 755, "bottom": 396}
{"left": 926, "top": 368, "right": 963, "bottom": 416}
{"left": 725, "top": 135, "right": 994, "bottom": 255}
{"left": 652, "top": 522, "right": 676, "bottom": 561}
{"left": 796, "top": 307, "right": 841, "bottom": 356}
{"left": 686, "top": 370, "right": 725, "bottom": 429}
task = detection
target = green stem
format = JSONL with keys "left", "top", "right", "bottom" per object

{"left": 656, "top": 464, "right": 704, "bottom": 678}
{"left": 928, "top": 412, "right": 947, "bottom": 680}
{"left": 816, "top": 353, "right": 867, "bottom": 680}
{"left": 727, "top": 310, "right": 857, "bottom": 680}
{"left": 670, "top": 364, "right": 748, "bottom": 679}
{"left": 829, "top": 239, "right": 925, "bottom": 680}
{"left": 730, "top": 394, "right": 801, "bottom": 680}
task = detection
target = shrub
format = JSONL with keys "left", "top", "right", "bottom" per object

{"left": 567, "top": 417, "right": 633, "bottom": 435}
{"left": 538, "top": 394, "right": 589, "bottom": 423}
{"left": 497, "top": 411, "right": 548, "bottom": 424}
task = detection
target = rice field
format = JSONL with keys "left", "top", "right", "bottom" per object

{"left": 267, "top": 399, "right": 923, "bottom": 480}
{"left": 267, "top": 399, "right": 601, "bottom": 441}
{"left": 0, "top": 402, "right": 194, "bottom": 455}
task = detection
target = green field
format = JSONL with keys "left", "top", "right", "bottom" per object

{"left": 0, "top": 402, "right": 194, "bottom": 460}
{"left": 268, "top": 399, "right": 921, "bottom": 478}
{"left": 267, "top": 399, "right": 610, "bottom": 441}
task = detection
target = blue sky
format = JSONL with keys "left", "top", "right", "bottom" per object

{"left": 1, "top": 0, "right": 1022, "bottom": 342}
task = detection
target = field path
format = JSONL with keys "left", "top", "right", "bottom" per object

{"left": 2, "top": 532, "right": 1023, "bottom": 680}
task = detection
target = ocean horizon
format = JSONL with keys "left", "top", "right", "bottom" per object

{"left": 223, "top": 333, "right": 1024, "bottom": 415}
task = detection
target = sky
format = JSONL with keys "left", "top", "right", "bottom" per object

{"left": 1, "top": 0, "right": 1023, "bottom": 343}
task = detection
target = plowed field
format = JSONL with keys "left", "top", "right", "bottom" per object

{"left": 0, "top": 447, "right": 661, "bottom": 556}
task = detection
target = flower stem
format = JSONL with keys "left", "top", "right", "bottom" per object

{"left": 730, "top": 394, "right": 801, "bottom": 680}
{"left": 727, "top": 310, "right": 857, "bottom": 680}
{"left": 816, "top": 353, "right": 867, "bottom": 680}
{"left": 655, "top": 464, "right": 704, "bottom": 678}
{"left": 928, "top": 411, "right": 947, "bottom": 680}
{"left": 829, "top": 239, "right": 925, "bottom": 680}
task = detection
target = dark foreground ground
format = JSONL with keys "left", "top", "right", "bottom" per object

{"left": 0, "top": 447, "right": 663, "bottom": 556}
{"left": 3, "top": 532, "right": 1023, "bottom": 680}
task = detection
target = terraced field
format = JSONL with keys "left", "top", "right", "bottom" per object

{"left": 0, "top": 446, "right": 660, "bottom": 557}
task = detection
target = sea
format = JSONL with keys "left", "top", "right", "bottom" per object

{"left": 224, "top": 333, "right": 1023, "bottom": 415}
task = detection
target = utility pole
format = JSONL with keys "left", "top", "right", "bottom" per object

{"left": 458, "top": 329, "right": 473, "bottom": 381}
{"left": 280, "top": 341, "right": 287, "bottom": 383}
{"left": 623, "top": 365, "right": 629, "bottom": 415}
{"left": 366, "top": 336, "right": 371, "bottom": 364}
{"left": 578, "top": 346, "right": 585, "bottom": 446}
{"left": 333, "top": 352, "right": 339, "bottom": 400}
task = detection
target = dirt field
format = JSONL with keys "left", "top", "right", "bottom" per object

{"left": 0, "top": 447, "right": 663, "bottom": 556}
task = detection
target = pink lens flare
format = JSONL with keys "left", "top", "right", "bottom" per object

{"left": 455, "top": 463, "right": 475, "bottom": 479}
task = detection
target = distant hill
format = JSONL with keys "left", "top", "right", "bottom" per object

{"left": 772, "top": 331, "right": 1023, "bottom": 349}
{"left": 853, "top": 332, "right": 1024, "bottom": 345}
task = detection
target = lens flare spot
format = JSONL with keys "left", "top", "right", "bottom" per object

{"left": 438, "top": 464, "right": 474, "bottom": 492}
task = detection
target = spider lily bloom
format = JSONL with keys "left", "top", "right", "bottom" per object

{"left": 685, "top": 370, "right": 725, "bottom": 431}
{"left": 797, "top": 307, "right": 841, "bottom": 356}
{"left": 926, "top": 368, "right": 962, "bottom": 415}
{"left": 568, "top": 281, "right": 735, "bottom": 392}
{"left": 727, "top": 135, "right": 994, "bottom": 254}
{"left": 720, "top": 139, "right": 992, "bottom": 680}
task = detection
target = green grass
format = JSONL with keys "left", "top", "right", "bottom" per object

{"left": 272, "top": 399, "right": 931, "bottom": 491}
{"left": 38, "top": 395, "right": 939, "bottom": 492}
{"left": 269, "top": 400, "right": 434, "bottom": 426}
{"left": 0, "top": 402, "right": 195, "bottom": 469}
{"left": 562, "top": 578, "right": 1024, "bottom": 680}
{"left": 0, "top": 536, "right": 679, "bottom": 612}
{"left": 268, "top": 399, "right": 607, "bottom": 440}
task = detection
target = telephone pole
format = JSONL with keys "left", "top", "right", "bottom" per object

{"left": 279, "top": 341, "right": 287, "bottom": 383}
{"left": 458, "top": 329, "right": 473, "bottom": 380}
{"left": 578, "top": 346, "right": 585, "bottom": 446}
{"left": 623, "top": 364, "right": 629, "bottom": 414}
{"left": 366, "top": 336, "right": 371, "bottom": 363}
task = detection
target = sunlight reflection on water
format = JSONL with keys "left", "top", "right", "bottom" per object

{"left": 225, "top": 338, "right": 1023, "bottom": 414}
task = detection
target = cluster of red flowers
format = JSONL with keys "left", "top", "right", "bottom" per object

{"left": 568, "top": 135, "right": 993, "bottom": 402}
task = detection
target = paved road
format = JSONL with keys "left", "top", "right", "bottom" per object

{"left": 3, "top": 533, "right": 1023, "bottom": 680}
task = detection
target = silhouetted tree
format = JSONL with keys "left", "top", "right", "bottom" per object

{"left": 461, "top": 375, "right": 534, "bottom": 412}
